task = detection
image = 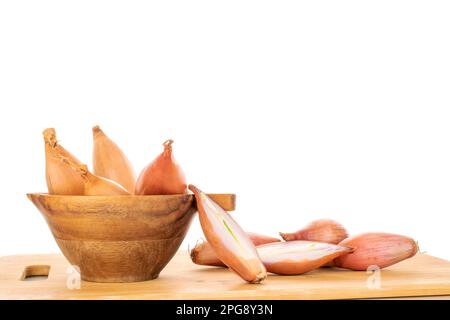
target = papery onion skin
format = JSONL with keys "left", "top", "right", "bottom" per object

{"left": 92, "top": 126, "right": 136, "bottom": 193}
{"left": 189, "top": 184, "right": 267, "bottom": 283}
{"left": 257, "top": 240, "right": 353, "bottom": 275}
{"left": 280, "top": 219, "right": 349, "bottom": 244}
{"left": 190, "top": 241, "right": 226, "bottom": 267}
{"left": 334, "top": 232, "right": 418, "bottom": 270}
{"left": 43, "top": 128, "right": 82, "bottom": 163}
{"left": 191, "top": 233, "right": 281, "bottom": 267}
{"left": 43, "top": 128, "right": 84, "bottom": 195}
{"left": 75, "top": 164, "right": 130, "bottom": 196}
{"left": 135, "top": 140, "right": 187, "bottom": 195}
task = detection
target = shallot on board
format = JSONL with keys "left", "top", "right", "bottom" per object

{"left": 280, "top": 219, "right": 349, "bottom": 244}
{"left": 191, "top": 233, "right": 281, "bottom": 267}
{"left": 334, "top": 232, "right": 419, "bottom": 270}
{"left": 135, "top": 140, "right": 187, "bottom": 195}
{"left": 189, "top": 184, "right": 267, "bottom": 283}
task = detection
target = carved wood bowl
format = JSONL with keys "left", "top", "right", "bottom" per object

{"left": 27, "top": 193, "right": 235, "bottom": 283}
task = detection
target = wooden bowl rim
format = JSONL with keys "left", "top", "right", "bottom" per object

{"left": 27, "top": 192, "right": 235, "bottom": 199}
{"left": 27, "top": 192, "right": 194, "bottom": 200}
{"left": 27, "top": 192, "right": 236, "bottom": 212}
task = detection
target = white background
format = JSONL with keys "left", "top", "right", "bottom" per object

{"left": 0, "top": 1, "right": 449, "bottom": 261}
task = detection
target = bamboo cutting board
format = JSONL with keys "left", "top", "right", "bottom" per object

{"left": 1, "top": 252, "right": 450, "bottom": 299}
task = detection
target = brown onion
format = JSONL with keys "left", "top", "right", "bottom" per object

{"left": 92, "top": 125, "right": 136, "bottom": 193}
{"left": 189, "top": 184, "right": 266, "bottom": 283}
{"left": 280, "top": 219, "right": 349, "bottom": 244}
{"left": 334, "top": 232, "right": 418, "bottom": 270}
{"left": 135, "top": 140, "right": 187, "bottom": 195}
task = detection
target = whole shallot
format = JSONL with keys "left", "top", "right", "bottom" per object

{"left": 92, "top": 126, "right": 136, "bottom": 193}
{"left": 334, "top": 232, "right": 419, "bottom": 270}
{"left": 258, "top": 240, "right": 353, "bottom": 275}
{"left": 135, "top": 140, "right": 187, "bottom": 195}
{"left": 280, "top": 219, "right": 349, "bottom": 244}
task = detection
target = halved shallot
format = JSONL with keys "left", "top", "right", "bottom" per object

{"left": 191, "top": 233, "right": 281, "bottom": 267}
{"left": 280, "top": 219, "right": 349, "bottom": 244}
{"left": 189, "top": 184, "right": 267, "bottom": 283}
{"left": 334, "top": 232, "right": 419, "bottom": 270}
{"left": 258, "top": 240, "right": 352, "bottom": 275}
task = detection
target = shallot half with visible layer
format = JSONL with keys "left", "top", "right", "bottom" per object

{"left": 189, "top": 184, "right": 267, "bottom": 283}
{"left": 191, "top": 238, "right": 353, "bottom": 275}
{"left": 257, "top": 240, "right": 353, "bottom": 275}
{"left": 191, "top": 233, "right": 281, "bottom": 267}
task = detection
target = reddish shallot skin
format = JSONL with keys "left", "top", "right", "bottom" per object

{"left": 334, "top": 232, "right": 419, "bottom": 270}
{"left": 135, "top": 140, "right": 187, "bottom": 195}
{"left": 190, "top": 233, "right": 281, "bottom": 267}
{"left": 192, "top": 239, "right": 353, "bottom": 275}
{"left": 280, "top": 219, "right": 349, "bottom": 244}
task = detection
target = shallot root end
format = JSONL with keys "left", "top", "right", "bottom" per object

{"left": 279, "top": 232, "right": 296, "bottom": 241}
{"left": 251, "top": 272, "right": 267, "bottom": 284}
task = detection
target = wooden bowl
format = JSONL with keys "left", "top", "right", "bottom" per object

{"left": 27, "top": 193, "right": 235, "bottom": 283}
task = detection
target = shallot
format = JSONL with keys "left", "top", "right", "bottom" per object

{"left": 191, "top": 233, "right": 281, "bottom": 267}
{"left": 135, "top": 140, "right": 187, "bottom": 195}
{"left": 92, "top": 125, "right": 136, "bottom": 193}
{"left": 189, "top": 184, "right": 266, "bottom": 283}
{"left": 334, "top": 232, "right": 418, "bottom": 270}
{"left": 280, "top": 219, "right": 349, "bottom": 244}
{"left": 43, "top": 128, "right": 84, "bottom": 195}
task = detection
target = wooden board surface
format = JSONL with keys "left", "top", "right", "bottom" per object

{"left": 1, "top": 252, "right": 450, "bottom": 300}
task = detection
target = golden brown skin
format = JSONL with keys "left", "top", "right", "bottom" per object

{"left": 43, "top": 128, "right": 84, "bottom": 195}
{"left": 264, "top": 249, "right": 351, "bottom": 275}
{"left": 280, "top": 219, "right": 349, "bottom": 244}
{"left": 92, "top": 126, "right": 136, "bottom": 193}
{"left": 82, "top": 170, "right": 130, "bottom": 196}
